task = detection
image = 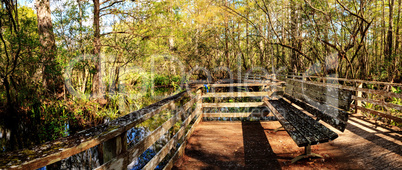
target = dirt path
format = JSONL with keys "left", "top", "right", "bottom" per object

{"left": 173, "top": 116, "right": 402, "bottom": 169}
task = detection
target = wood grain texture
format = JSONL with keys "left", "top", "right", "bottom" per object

{"left": 202, "top": 92, "right": 269, "bottom": 98}
{"left": 162, "top": 113, "right": 202, "bottom": 170}
{"left": 1, "top": 91, "right": 188, "bottom": 170}
{"left": 351, "top": 105, "right": 402, "bottom": 123}
{"left": 95, "top": 95, "right": 199, "bottom": 170}
{"left": 203, "top": 112, "right": 257, "bottom": 117}
{"left": 202, "top": 102, "right": 264, "bottom": 108}
{"left": 352, "top": 96, "right": 402, "bottom": 111}
{"left": 263, "top": 98, "right": 310, "bottom": 147}
{"left": 288, "top": 78, "right": 402, "bottom": 99}
{"left": 283, "top": 74, "right": 402, "bottom": 87}
{"left": 284, "top": 94, "right": 348, "bottom": 132}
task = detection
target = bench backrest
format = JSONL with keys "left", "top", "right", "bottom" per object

{"left": 284, "top": 78, "right": 353, "bottom": 132}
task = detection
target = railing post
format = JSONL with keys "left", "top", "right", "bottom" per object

{"left": 103, "top": 131, "right": 128, "bottom": 163}
{"left": 196, "top": 88, "right": 202, "bottom": 118}
{"left": 355, "top": 83, "right": 363, "bottom": 114}
{"left": 97, "top": 143, "right": 104, "bottom": 165}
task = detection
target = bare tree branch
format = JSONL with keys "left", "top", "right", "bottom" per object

{"left": 303, "top": 0, "right": 328, "bottom": 15}
{"left": 100, "top": 0, "right": 124, "bottom": 11}
{"left": 336, "top": 0, "right": 370, "bottom": 24}
{"left": 271, "top": 43, "right": 313, "bottom": 62}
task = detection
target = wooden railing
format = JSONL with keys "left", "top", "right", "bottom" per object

{"left": 0, "top": 88, "right": 203, "bottom": 169}
{"left": 201, "top": 81, "right": 285, "bottom": 118}
{"left": 2, "top": 74, "right": 399, "bottom": 169}
{"left": 278, "top": 74, "right": 402, "bottom": 125}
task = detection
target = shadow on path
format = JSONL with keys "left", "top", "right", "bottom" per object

{"left": 346, "top": 118, "right": 402, "bottom": 157}
{"left": 242, "top": 121, "right": 281, "bottom": 170}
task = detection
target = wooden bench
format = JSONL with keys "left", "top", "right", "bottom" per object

{"left": 263, "top": 78, "right": 353, "bottom": 163}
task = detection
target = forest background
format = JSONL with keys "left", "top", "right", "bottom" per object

{"left": 0, "top": 0, "right": 401, "bottom": 152}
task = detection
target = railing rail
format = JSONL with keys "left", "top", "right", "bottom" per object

{"left": 2, "top": 74, "right": 400, "bottom": 169}
{"left": 281, "top": 73, "right": 402, "bottom": 87}
{"left": 201, "top": 80, "right": 284, "bottom": 118}
{"left": 278, "top": 74, "right": 402, "bottom": 124}
{"left": 0, "top": 88, "right": 203, "bottom": 169}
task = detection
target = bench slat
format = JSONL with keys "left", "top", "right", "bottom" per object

{"left": 284, "top": 91, "right": 349, "bottom": 132}
{"left": 284, "top": 94, "right": 348, "bottom": 132}
{"left": 278, "top": 98, "right": 338, "bottom": 141}
{"left": 263, "top": 98, "right": 310, "bottom": 147}
{"left": 286, "top": 83, "right": 352, "bottom": 110}
{"left": 286, "top": 79, "right": 353, "bottom": 109}
{"left": 269, "top": 100, "right": 329, "bottom": 145}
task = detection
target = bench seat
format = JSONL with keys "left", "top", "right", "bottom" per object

{"left": 263, "top": 78, "right": 353, "bottom": 163}
{"left": 266, "top": 98, "right": 338, "bottom": 147}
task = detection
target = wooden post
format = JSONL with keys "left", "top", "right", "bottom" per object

{"left": 103, "top": 132, "right": 127, "bottom": 163}
{"left": 97, "top": 143, "right": 104, "bottom": 165}
{"left": 355, "top": 83, "right": 363, "bottom": 114}
{"left": 302, "top": 73, "right": 306, "bottom": 81}
{"left": 196, "top": 89, "right": 203, "bottom": 118}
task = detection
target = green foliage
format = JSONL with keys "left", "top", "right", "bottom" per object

{"left": 389, "top": 86, "right": 402, "bottom": 118}
{"left": 2, "top": 0, "right": 402, "bottom": 153}
{"left": 390, "top": 87, "right": 402, "bottom": 104}
{"left": 0, "top": 6, "right": 42, "bottom": 104}
{"left": 362, "top": 85, "right": 402, "bottom": 127}
{"left": 154, "top": 74, "right": 181, "bottom": 87}
{"left": 29, "top": 101, "right": 71, "bottom": 141}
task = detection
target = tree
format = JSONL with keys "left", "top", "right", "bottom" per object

{"left": 36, "top": 0, "right": 59, "bottom": 93}
{"left": 0, "top": 2, "right": 39, "bottom": 109}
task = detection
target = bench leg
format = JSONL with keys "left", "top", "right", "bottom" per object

{"left": 291, "top": 145, "right": 323, "bottom": 164}
{"left": 274, "top": 126, "right": 283, "bottom": 132}
{"left": 273, "top": 126, "right": 283, "bottom": 132}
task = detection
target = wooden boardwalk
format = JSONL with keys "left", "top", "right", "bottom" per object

{"left": 2, "top": 76, "right": 402, "bottom": 169}
{"left": 173, "top": 117, "right": 402, "bottom": 169}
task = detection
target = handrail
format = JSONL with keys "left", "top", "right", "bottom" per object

{"left": 280, "top": 74, "right": 402, "bottom": 87}
{"left": 96, "top": 91, "right": 202, "bottom": 169}
{"left": 2, "top": 75, "right": 400, "bottom": 169}
{"left": 279, "top": 74, "right": 402, "bottom": 125}
{"left": 0, "top": 88, "right": 203, "bottom": 169}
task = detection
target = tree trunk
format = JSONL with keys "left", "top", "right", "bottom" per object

{"left": 395, "top": 0, "right": 401, "bottom": 54}
{"left": 260, "top": 30, "right": 265, "bottom": 67}
{"left": 385, "top": 0, "right": 394, "bottom": 80}
{"left": 281, "top": 2, "right": 286, "bottom": 69}
{"left": 381, "top": 0, "right": 385, "bottom": 65}
{"left": 3, "top": 77, "right": 12, "bottom": 108}
{"left": 374, "top": 0, "right": 379, "bottom": 73}
{"left": 225, "top": 0, "right": 230, "bottom": 69}
{"left": 78, "top": 0, "right": 83, "bottom": 54}
{"left": 290, "top": 0, "right": 298, "bottom": 73}
{"left": 246, "top": 0, "right": 249, "bottom": 68}
{"left": 92, "top": 0, "right": 103, "bottom": 98}
{"left": 36, "top": 0, "right": 57, "bottom": 92}
{"left": 385, "top": 0, "right": 394, "bottom": 59}
{"left": 359, "top": 1, "right": 367, "bottom": 79}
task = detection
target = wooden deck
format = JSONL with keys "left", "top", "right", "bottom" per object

{"left": 2, "top": 76, "right": 402, "bottom": 169}
{"left": 172, "top": 118, "right": 402, "bottom": 169}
